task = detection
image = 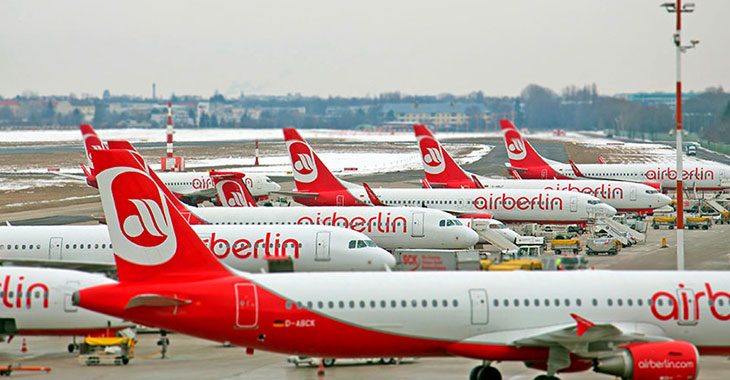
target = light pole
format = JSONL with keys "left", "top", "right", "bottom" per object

{"left": 661, "top": 1, "right": 698, "bottom": 270}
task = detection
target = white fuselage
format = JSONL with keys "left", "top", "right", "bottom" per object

{"left": 190, "top": 206, "right": 479, "bottom": 250}
{"left": 0, "top": 267, "right": 130, "bottom": 335}
{"left": 325, "top": 187, "right": 617, "bottom": 224}
{"left": 551, "top": 162, "right": 730, "bottom": 191}
{"left": 247, "top": 270, "right": 730, "bottom": 351}
{"left": 159, "top": 171, "right": 281, "bottom": 198}
{"left": 475, "top": 176, "right": 671, "bottom": 212}
{"left": 0, "top": 225, "right": 394, "bottom": 272}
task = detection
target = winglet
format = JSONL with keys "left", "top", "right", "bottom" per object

{"left": 598, "top": 155, "right": 606, "bottom": 164}
{"left": 362, "top": 182, "right": 385, "bottom": 206}
{"left": 420, "top": 178, "right": 432, "bottom": 189}
{"left": 570, "top": 313, "right": 595, "bottom": 337}
{"left": 470, "top": 175, "right": 484, "bottom": 189}
{"left": 568, "top": 160, "right": 585, "bottom": 177}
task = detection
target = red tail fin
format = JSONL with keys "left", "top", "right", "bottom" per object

{"left": 103, "top": 140, "right": 206, "bottom": 225}
{"left": 210, "top": 171, "right": 258, "bottom": 207}
{"left": 80, "top": 124, "right": 106, "bottom": 168}
{"left": 499, "top": 120, "right": 551, "bottom": 169}
{"left": 283, "top": 128, "right": 347, "bottom": 193}
{"left": 413, "top": 124, "right": 476, "bottom": 188}
{"left": 90, "top": 149, "right": 230, "bottom": 282}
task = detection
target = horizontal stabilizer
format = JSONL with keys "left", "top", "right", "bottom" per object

{"left": 362, "top": 182, "right": 385, "bottom": 206}
{"left": 568, "top": 160, "right": 585, "bottom": 177}
{"left": 125, "top": 294, "right": 192, "bottom": 309}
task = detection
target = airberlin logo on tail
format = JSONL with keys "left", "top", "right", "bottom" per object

{"left": 217, "top": 180, "right": 255, "bottom": 207}
{"left": 287, "top": 140, "right": 318, "bottom": 183}
{"left": 418, "top": 137, "right": 445, "bottom": 175}
{"left": 98, "top": 167, "right": 177, "bottom": 265}
{"left": 504, "top": 129, "right": 526, "bottom": 161}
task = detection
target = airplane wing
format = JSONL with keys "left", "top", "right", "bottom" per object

{"left": 448, "top": 314, "right": 670, "bottom": 360}
{"left": 272, "top": 190, "right": 320, "bottom": 198}
{"left": 504, "top": 164, "right": 528, "bottom": 172}
{"left": 47, "top": 171, "right": 87, "bottom": 182}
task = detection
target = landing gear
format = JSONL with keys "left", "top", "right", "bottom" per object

{"left": 469, "top": 365, "right": 501, "bottom": 380}
{"left": 68, "top": 337, "right": 80, "bottom": 353}
{"left": 321, "top": 358, "right": 335, "bottom": 367}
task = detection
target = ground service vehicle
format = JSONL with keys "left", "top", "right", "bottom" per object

{"left": 394, "top": 250, "right": 481, "bottom": 271}
{"left": 652, "top": 216, "right": 677, "bottom": 229}
{"left": 78, "top": 337, "right": 134, "bottom": 365}
{"left": 549, "top": 239, "right": 581, "bottom": 255}
{"left": 686, "top": 216, "right": 711, "bottom": 230}
{"left": 585, "top": 238, "right": 620, "bottom": 256}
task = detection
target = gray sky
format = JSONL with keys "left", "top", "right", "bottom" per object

{"left": 1, "top": 0, "right": 728, "bottom": 99}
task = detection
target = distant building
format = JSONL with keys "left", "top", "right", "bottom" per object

{"left": 0, "top": 100, "right": 20, "bottom": 115}
{"left": 380, "top": 102, "right": 489, "bottom": 128}
{"left": 615, "top": 92, "right": 700, "bottom": 109}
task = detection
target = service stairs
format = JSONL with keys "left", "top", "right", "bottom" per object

{"left": 703, "top": 199, "right": 729, "bottom": 214}
{"left": 470, "top": 221, "right": 518, "bottom": 252}
{"left": 599, "top": 218, "right": 646, "bottom": 244}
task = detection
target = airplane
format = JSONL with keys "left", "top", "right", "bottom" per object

{"left": 103, "top": 139, "right": 479, "bottom": 251}
{"left": 413, "top": 124, "right": 672, "bottom": 213}
{"left": 500, "top": 120, "right": 730, "bottom": 192}
{"left": 0, "top": 223, "right": 395, "bottom": 273}
{"left": 80, "top": 124, "right": 281, "bottom": 203}
{"left": 0, "top": 266, "right": 132, "bottom": 352}
{"left": 76, "top": 147, "right": 728, "bottom": 380}
{"left": 282, "top": 128, "right": 617, "bottom": 224}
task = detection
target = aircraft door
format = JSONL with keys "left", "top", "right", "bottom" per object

{"left": 235, "top": 283, "right": 258, "bottom": 328}
{"left": 676, "top": 287, "right": 698, "bottom": 326}
{"left": 629, "top": 187, "right": 637, "bottom": 201}
{"left": 411, "top": 212, "right": 425, "bottom": 237}
{"left": 336, "top": 195, "right": 345, "bottom": 206}
{"left": 469, "top": 289, "right": 488, "bottom": 325}
{"left": 315, "top": 231, "right": 331, "bottom": 261}
{"left": 49, "top": 237, "right": 63, "bottom": 260}
{"left": 569, "top": 196, "right": 578, "bottom": 212}
{"left": 64, "top": 281, "right": 79, "bottom": 312}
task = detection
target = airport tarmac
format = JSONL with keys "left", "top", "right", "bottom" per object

{"left": 4, "top": 333, "right": 730, "bottom": 380}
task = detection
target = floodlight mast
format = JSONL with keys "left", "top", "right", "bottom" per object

{"left": 661, "top": 0, "right": 696, "bottom": 271}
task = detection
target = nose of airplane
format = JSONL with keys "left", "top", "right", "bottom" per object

{"left": 657, "top": 193, "right": 672, "bottom": 207}
{"left": 462, "top": 228, "right": 480, "bottom": 247}
{"left": 373, "top": 249, "right": 396, "bottom": 270}
{"left": 271, "top": 181, "right": 282, "bottom": 192}
{"left": 598, "top": 203, "right": 617, "bottom": 217}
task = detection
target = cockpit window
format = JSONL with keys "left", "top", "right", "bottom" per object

{"left": 489, "top": 223, "right": 506, "bottom": 229}
{"left": 440, "top": 219, "right": 462, "bottom": 227}
{"left": 587, "top": 200, "right": 601, "bottom": 205}
{"left": 348, "top": 240, "right": 356, "bottom": 249}
{"left": 645, "top": 190, "right": 658, "bottom": 194}
{"left": 364, "top": 240, "right": 376, "bottom": 247}
{"left": 357, "top": 240, "right": 367, "bottom": 248}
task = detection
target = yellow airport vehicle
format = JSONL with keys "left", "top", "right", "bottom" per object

{"left": 78, "top": 337, "right": 135, "bottom": 366}
{"left": 652, "top": 216, "right": 677, "bottom": 230}
{"left": 686, "top": 216, "right": 711, "bottom": 230}
{"left": 549, "top": 239, "right": 581, "bottom": 255}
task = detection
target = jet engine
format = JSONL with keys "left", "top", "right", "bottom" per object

{"left": 594, "top": 341, "right": 699, "bottom": 380}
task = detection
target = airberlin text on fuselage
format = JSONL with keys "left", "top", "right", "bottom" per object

{"left": 1, "top": 275, "right": 49, "bottom": 309}
{"left": 544, "top": 183, "right": 624, "bottom": 199}
{"left": 651, "top": 283, "right": 730, "bottom": 322}
{"left": 190, "top": 177, "right": 214, "bottom": 190}
{"left": 474, "top": 193, "right": 563, "bottom": 211}
{"left": 204, "top": 232, "right": 300, "bottom": 260}
{"left": 296, "top": 212, "right": 407, "bottom": 234}
{"left": 645, "top": 167, "right": 714, "bottom": 181}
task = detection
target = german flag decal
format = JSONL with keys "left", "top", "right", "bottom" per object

{"left": 273, "top": 320, "right": 285, "bottom": 328}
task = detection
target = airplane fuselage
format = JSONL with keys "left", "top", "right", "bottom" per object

{"left": 0, "top": 225, "right": 394, "bottom": 272}
{"left": 190, "top": 206, "right": 479, "bottom": 250}
{"left": 293, "top": 188, "right": 617, "bottom": 224}
{"left": 77, "top": 270, "right": 730, "bottom": 359}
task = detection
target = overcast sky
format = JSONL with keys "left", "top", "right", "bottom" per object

{"left": 1, "top": 0, "right": 728, "bottom": 99}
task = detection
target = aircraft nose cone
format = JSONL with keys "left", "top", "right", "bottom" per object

{"left": 374, "top": 250, "right": 396, "bottom": 270}
{"left": 602, "top": 204, "right": 617, "bottom": 216}
{"left": 272, "top": 182, "right": 282, "bottom": 191}
{"left": 464, "top": 228, "right": 480, "bottom": 246}
{"left": 658, "top": 193, "right": 672, "bottom": 206}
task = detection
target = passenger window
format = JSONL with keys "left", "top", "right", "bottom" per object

{"left": 637, "top": 299, "right": 643, "bottom": 306}
{"left": 503, "top": 299, "right": 509, "bottom": 307}
{"left": 564, "top": 299, "right": 570, "bottom": 307}
{"left": 544, "top": 298, "right": 550, "bottom": 306}
{"left": 285, "top": 301, "right": 292, "bottom": 309}
{"left": 338, "top": 301, "right": 344, "bottom": 309}
{"left": 328, "top": 301, "right": 334, "bottom": 309}
{"left": 607, "top": 299, "right": 613, "bottom": 306}
{"left": 359, "top": 301, "right": 365, "bottom": 308}
{"left": 493, "top": 300, "right": 499, "bottom": 307}
{"left": 349, "top": 301, "right": 355, "bottom": 308}
{"left": 592, "top": 298, "right": 598, "bottom": 306}
{"left": 554, "top": 299, "right": 560, "bottom": 306}
{"left": 401, "top": 300, "right": 407, "bottom": 308}
{"left": 422, "top": 300, "right": 427, "bottom": 307}
{"left": 411, "top": 300, "right": 417, "bottom": 307}
{"left": 452, "top": 299, "right": 458, "bottom": 307}
{"left": 371, "top": 301, "right": 376, "bottom": 308}
{"left": 523, "top": 299, "right": 529, "bottom": 307}
{"left": 534, "top": 299, "right": 540, "bottom": 306}
{"left": 576, "top": 299, "right": 582, "bottom": 307}
{"left": 318, "top": 301, "right": 323, "bottom": 308}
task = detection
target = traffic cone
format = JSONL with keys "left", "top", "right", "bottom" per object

{"left": 661, "top": 237, "right": 667, "bottom": 248}
{"left": 317, "top": 359, "right": 325, "bottom": 376}
{"left": 21, "top": 338, "right": 27, "bottom": 353}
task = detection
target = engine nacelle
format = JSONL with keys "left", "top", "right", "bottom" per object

{"left": 594, "top": 341, "right": 699, "bottom": 380}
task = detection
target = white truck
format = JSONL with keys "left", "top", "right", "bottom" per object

{"left": 392, "top": 249, "right": 481, "bottom": 271}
